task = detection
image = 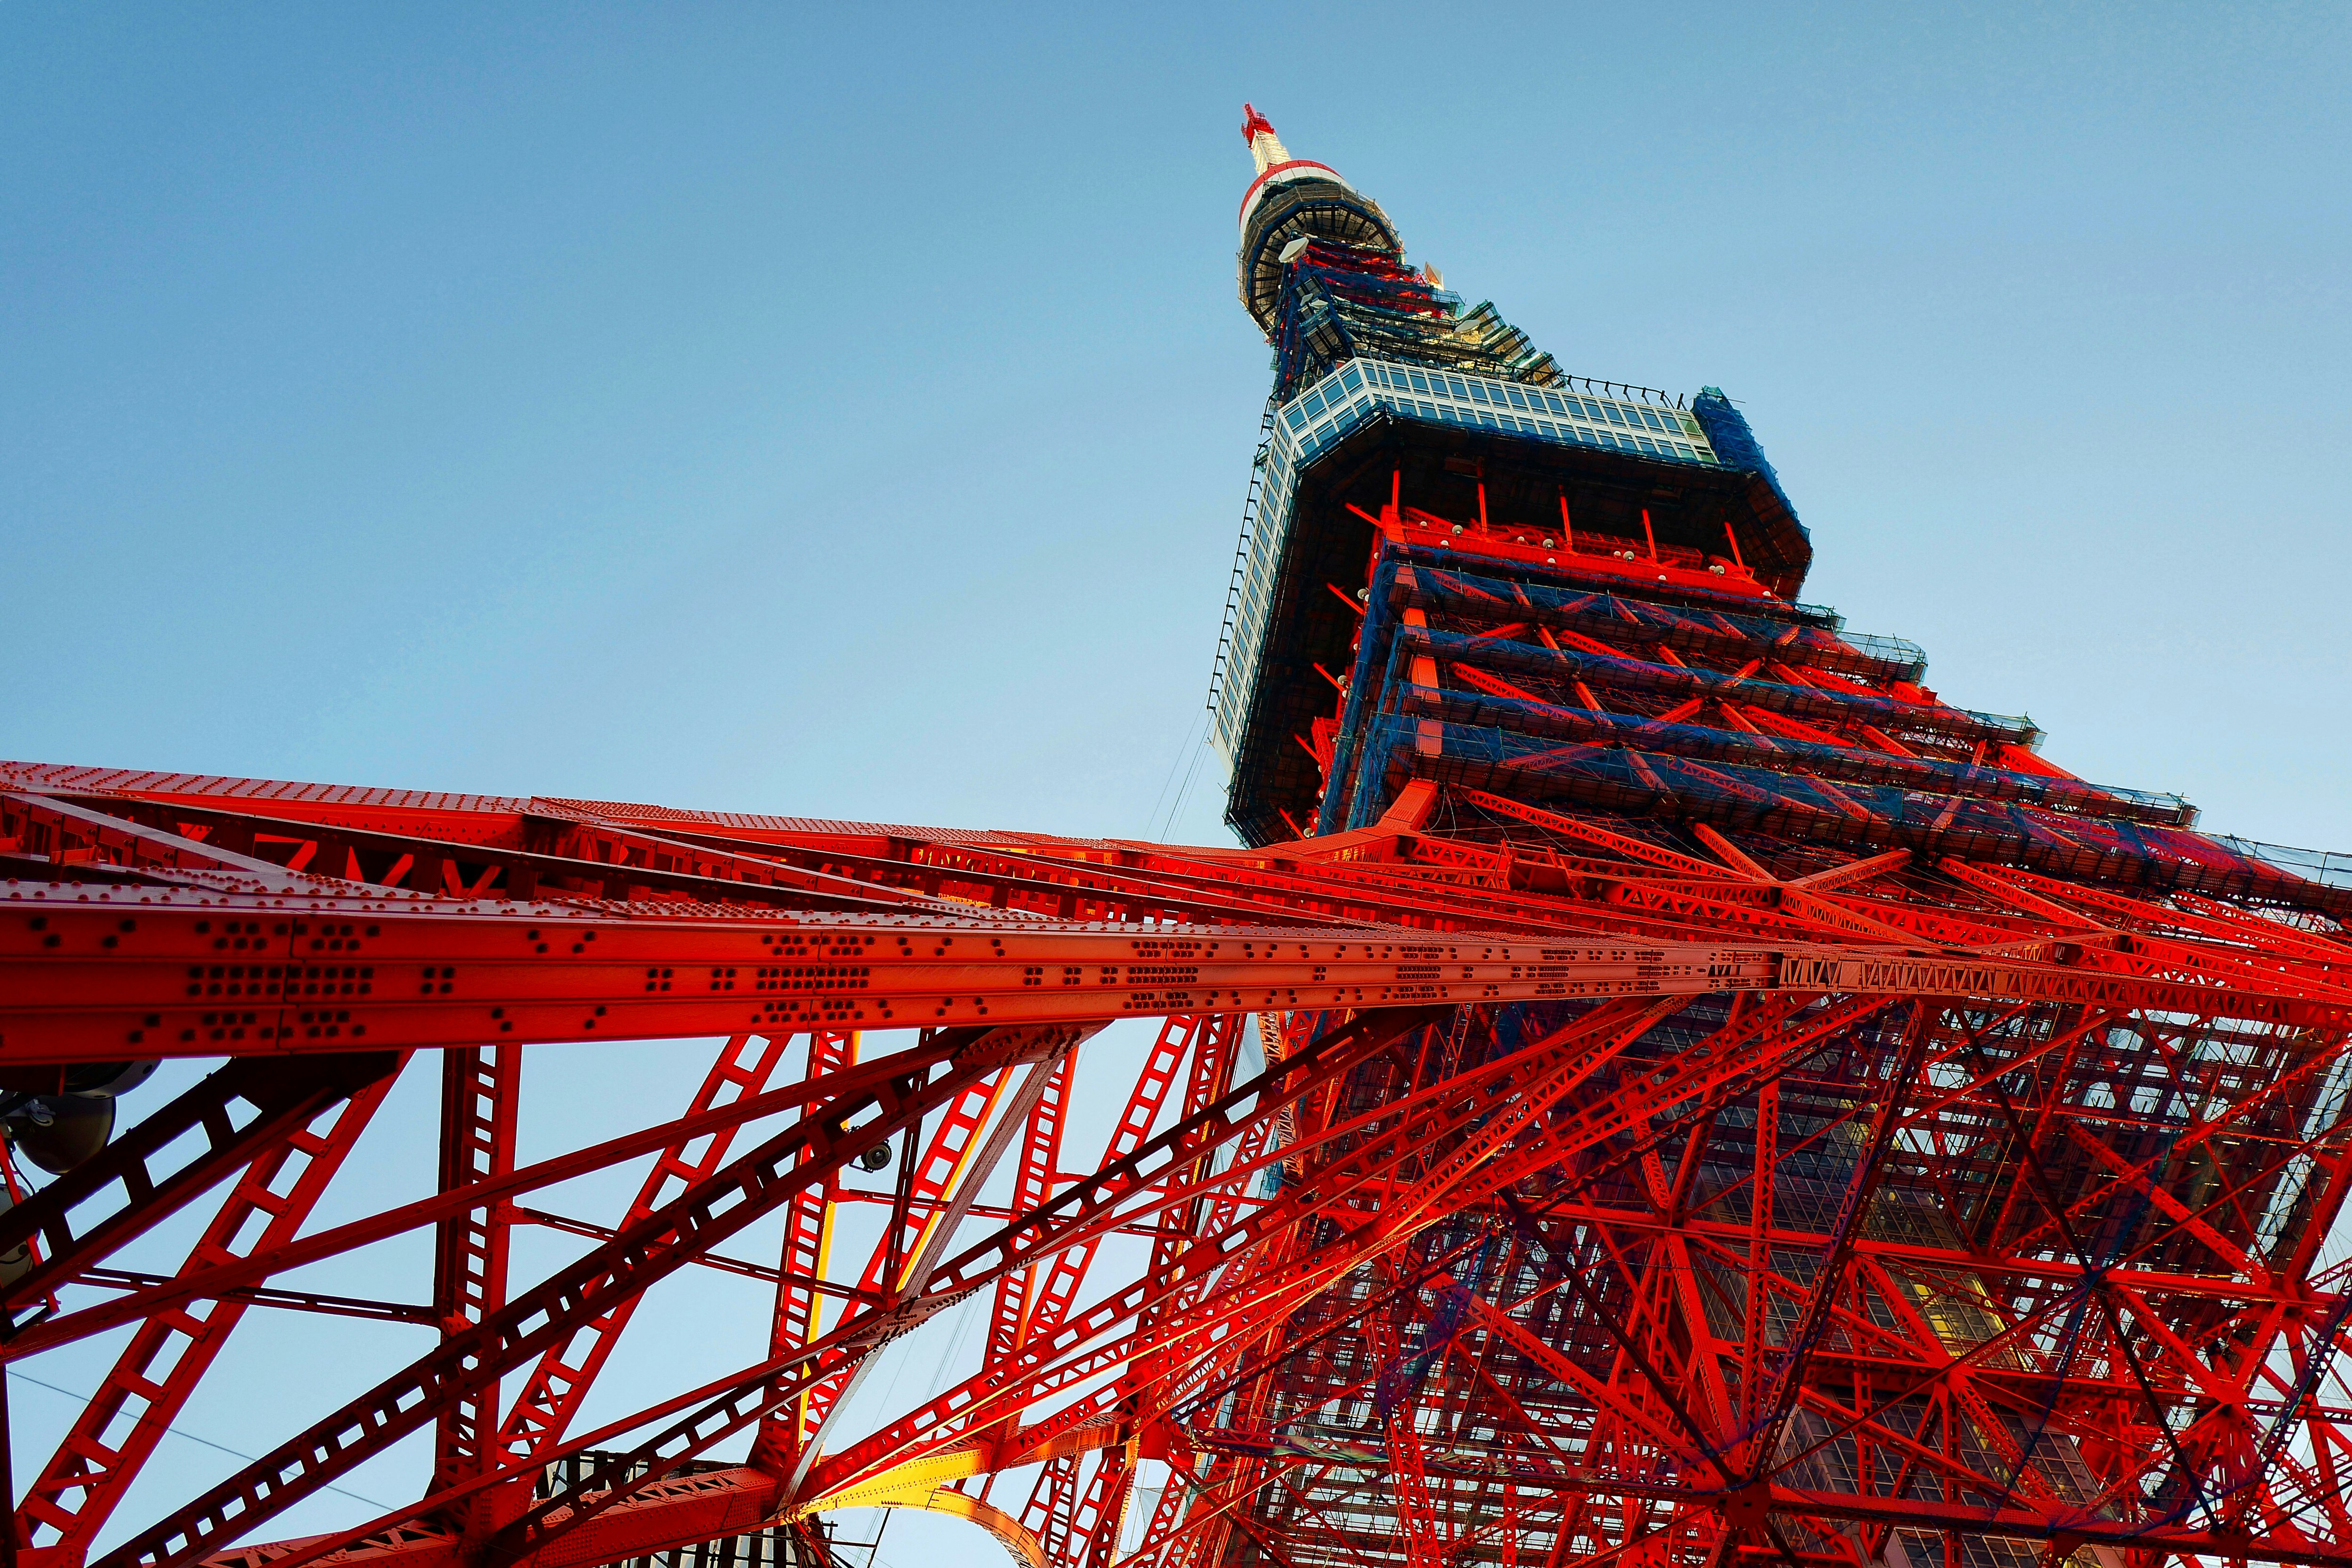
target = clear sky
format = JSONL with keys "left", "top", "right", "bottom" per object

{"left": 4, "top": 1, "right": 2349, "bottom": 1559}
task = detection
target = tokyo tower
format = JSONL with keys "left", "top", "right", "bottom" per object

{"left": 3, "top": 105, "right": 2352, "bottom": 1568}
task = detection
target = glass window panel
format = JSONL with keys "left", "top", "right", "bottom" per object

{"left": 1408, "top": 371, "right": 1429, "bottom": 392}
{"left": 1447, "top": 377, "right": 1468, "bottom": 398}
{"left": 1506, "top": 389, "right": 1528, "bottom": 409}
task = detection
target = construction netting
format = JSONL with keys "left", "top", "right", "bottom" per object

{"left": 1313, "top": 548, "right": 2351, "bottom": 915}
{"left": 1269, "top": 238, "right": 1561, "bottom": 403}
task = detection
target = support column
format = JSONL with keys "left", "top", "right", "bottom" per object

{"left": 431, "top": 1045, "right": 522, "bottom": 1530}
{"left": 756, "top": 1030, "right": 854, "bottom": 1475}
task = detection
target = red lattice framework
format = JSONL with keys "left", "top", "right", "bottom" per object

{"left": 6, "top": 96, "right": 2344, "bottom": 1568}
{"left": 1, "top": 750, "right": 2351, "bottom": 1568}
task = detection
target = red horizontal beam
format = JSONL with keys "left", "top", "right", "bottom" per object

{"left": 69, "top": 1267, "right": 438, "bottom": 1326}
{"left": 0, "top": 879, "right": 1769, "bottom": 1060}
{"left": 9, "top": 878, "right": 2341, "bottom": 1066}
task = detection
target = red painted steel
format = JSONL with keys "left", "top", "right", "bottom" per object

{"left": 759, "top": 1028, "right": 852, "bottom": 1473}
{"left": 13, "top": 1069, "right": 401, "bottom": 1566}
{"left": 2, "top": 768, "right": 2350, "bottom": 1568}
{"left": 0, "top": 106, "right": 2348, "bottom": 1568}
{"left": 497, "top": 1034, "right": 797, "bottom": 1473}
{"left": 432, "top": 1043, "right": 521, "bottom": 1517}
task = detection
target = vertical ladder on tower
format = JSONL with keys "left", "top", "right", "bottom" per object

{"left": 1205, "top": 397, "right": 1280, "bottom": 719}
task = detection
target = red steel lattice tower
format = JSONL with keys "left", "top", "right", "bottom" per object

{"left": 3, "top": 106, "right": 2352, "bottom": 1568}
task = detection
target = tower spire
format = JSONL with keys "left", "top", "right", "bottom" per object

{"left": 1233, "top": 103, "right": 1398, "bottom": 331}
{"left": 1241, "top": 102, "right": 1291, "bottom": 173}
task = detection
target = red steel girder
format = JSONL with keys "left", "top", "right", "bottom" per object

{"left": 13, "top": 101, "right": 2352, "bottom": 1568}
{"left": 13, "top": 1066, "right": 404, "bottom": 1563}
{"left": 0, "top": 1051, "right": 403, "bottom": 1316}
{"left": 0, "top": 763, "right": 2347, "bottom": 1568}
{"left": 430, "top": 1043, "right": 521, "bottom": 1506}
{"left": 83, "top": 1022, "right": 1078, "bottom": 1568}
{"left": 496, "top": 1032, "right": 799, "bottom": 1470}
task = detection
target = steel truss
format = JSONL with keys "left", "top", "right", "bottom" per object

{"left": 0, "top": 755, "right": 2344, "bottom": 1568}
{"left": 3, "top": 98, "right": 2344, "bottom": 1568}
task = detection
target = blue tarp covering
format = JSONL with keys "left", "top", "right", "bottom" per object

{"left": 1692, "top": 386, "right": 1807, "bottom": 541}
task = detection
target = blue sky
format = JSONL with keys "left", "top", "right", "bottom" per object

{"left": 4, "top": 0, "right": 2349, "bottom": 1557}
